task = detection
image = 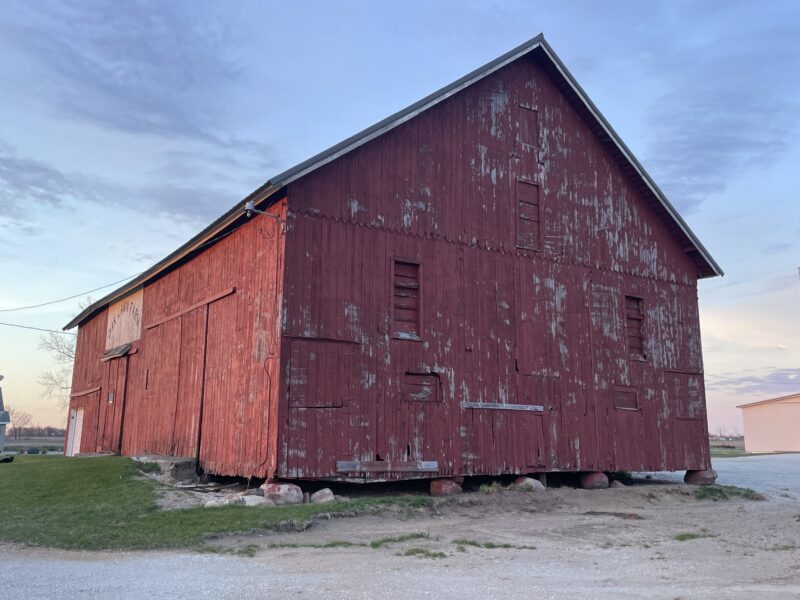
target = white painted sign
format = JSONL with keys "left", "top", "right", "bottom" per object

{"left": 105, "top": 290, "right": 143, "bottom": 350}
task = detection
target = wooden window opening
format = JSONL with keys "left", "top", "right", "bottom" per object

{"left": 613, "top": 385, "right": 639, "bottom": 411}
{"left": 392, "top": 260, "right": 420, "bottom": 339}
{"left": 515, "top": 180, "right": 541, "bottom": 251}
{"left": 625, "top": 295, "right": 645, "bottom": 359}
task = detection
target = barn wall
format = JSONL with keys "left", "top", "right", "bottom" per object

{"left": 277, "top": 53, "right": 709, "bottom": 479}
{"left": 67, "top": 308, "right": 109, "bottom": 454}
{"left": 68, "top": 201, "right": 287, "bottom": 477}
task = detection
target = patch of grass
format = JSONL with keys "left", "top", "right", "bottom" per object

{"left": 0, "top": 456, "right": 433, "bottom": 550}
{"left": 453, "top": 538, "right": 512, "bottom": 549}
{"left": 765, "top": 543, "right": 797, "bottom": 552}
{"left": 710, "top": 449, "right": 753, "bottom": 458}
{"left": 451, "top": 538, "right": 535, "bottom": 550}
{"left": 370, "top": 532, "right": 428, "bottom": 548}
{"left": 694, "top": 485, "right": 765, "bottom": 502}
{"left": 479, "top": 481, "right": 505, "bottom": 494}
{"left": 401, "top": 547, "right": 446, "bottom": 559}
{"left": 674, "top": 530, "right": 715, "bottom": 542}
{"left": 200, "top": 543, "right": 260, "bottom": 557}
{"left": 133, "top": 461, "right": 163, "bottom": 474}
{"left": 584, "top": 510, "right": 645, "bottom": 520}
{"left": 268, "top": 540, "right": 366, "bottom": 549}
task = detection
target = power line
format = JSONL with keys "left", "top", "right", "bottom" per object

{"left": 0, "top": 273, "right": 142, "bottom": 313}
{"left": 0, "top": 321, "right": 76, "bottom": 335}
{"left": 0, "top": 213, "right": 256, "bottom": 317}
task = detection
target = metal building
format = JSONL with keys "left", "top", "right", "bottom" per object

{"left": 64, "top": 35, "right": 722, "bottom": 482}
{"left": 739, "top": 393, "right": 800, "bottom": 453}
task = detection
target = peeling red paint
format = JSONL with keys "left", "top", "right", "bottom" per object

{"left": 67, "top": 50, "right": 712, "bottom": 480}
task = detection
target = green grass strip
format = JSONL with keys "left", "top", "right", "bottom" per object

{"left": 0, "top": 456, "right": 431, "bottom": 550}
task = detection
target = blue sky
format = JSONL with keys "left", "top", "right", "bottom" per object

{"left": 1, "top": 0, "right": 798, "bottom": 430}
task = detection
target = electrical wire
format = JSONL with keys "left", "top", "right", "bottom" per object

{"left": 0, "top": 208, "right": 268, "bottom": 316}
{"left": 0, "top": 273, "right": 142, "bottom": 313}
{"left": 0, "top": 321, "right": 76, "bottom": 335}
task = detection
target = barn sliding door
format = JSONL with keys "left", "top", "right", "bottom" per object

{"left": 140, "top": 305, "right": 209, "bottom": 457}
{"left": 98, "top": 355, "right": 128, "bottom": 453}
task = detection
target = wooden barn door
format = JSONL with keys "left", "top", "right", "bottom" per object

{"left": 389, "top": 371, "right": 446, "bottom": 467}
{"left": 589, "top": 280, "right": 646, "bottom": 471}
{"left": 142, "top": 305, "right": 210, "bottom": 458}
{"left": 66, "top": 407, "right": 84, "bottom": 456}
{"left": 98, "top": 356, "right": 129, "bottom": 453}
{"left": 68, "top": 389, "right": 101, "bottom": 454}
{"left": 143, "top": 319, "right": 182, "bottom": 453}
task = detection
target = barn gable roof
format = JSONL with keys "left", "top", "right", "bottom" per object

{"left": 65, "top": 33, "right": 722, "bottom": 330}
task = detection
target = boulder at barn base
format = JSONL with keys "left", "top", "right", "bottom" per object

{"left": 511, "top": 476, "right": 546, "bottom": 491}
{"left": 580, "top": 472, "right": 609, "bottom": 490}
{"left": 261, "top": 482, "right": 304, "bottom": 505}
{"left": 242, "top": 495, "right": 274, "bottom": 507}
{"left": 684, "top": 469, "right": 718, "bottom": 486}
{"left": 310, "top": 488, "right": 336, "bottom": 504}
{"left": 430, "top": 479, "right": 463, "bottom": 497}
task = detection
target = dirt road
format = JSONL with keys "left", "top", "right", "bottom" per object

{"left": 2, "top": 455, "right": 799, "bottom": 600}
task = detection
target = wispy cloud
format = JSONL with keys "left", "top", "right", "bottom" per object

{"left": 1, "top": 0, "right": 240, "bottom": 141}
{"left": 0, "top": 142, "right": 95, "bottom": 233}
{"left": 0, "top": 139, "right": 278, "bottom": 232}
{"left": 642, "top": 18, "right": 800, "bottom": 213}
{"left": 0, "top": 1, "right": 287, "bottom": 232}
{"left": 706, "top": 368, "right": 800, "bottom": 396}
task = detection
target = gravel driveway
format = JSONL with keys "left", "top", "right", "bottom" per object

{"left": 645, "top": 453, "right": 800, "bottom": 501}
{"left": 2, "top": 454, "right": 799, "bottom": 600}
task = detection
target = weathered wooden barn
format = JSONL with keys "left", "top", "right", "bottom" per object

{"left": 65, "top": 35, "right": 722, "bottom": 483}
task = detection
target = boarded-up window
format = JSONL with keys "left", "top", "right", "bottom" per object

{"left": 665, "top": 372, "right": 705, "bottom": 419}
{"left": 287, "top": 340, "right": 355, "bottom": 408}
{"left": 625, "top": 295, "right": 645, "bottom": 359}
{"left": 515, "top": 180, "right": 541, "bottom": 251}
{"left": 403, "top": 373, "right": 440, "bottom": 402}
{"left": 518, "top": 105, "right": 539, "bottom": 147}
{"left": 614, "top": 385, "right": 638, "bottom": 410}
{"left": 393, "top": 260, "right": 420, "bottom": 338}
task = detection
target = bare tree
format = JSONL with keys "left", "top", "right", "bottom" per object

{"left": 37, "top": 297, "right": 90, "bottom": 411}
{"left": 7, "top": 406, "right": 33, "bottom": 440}
{"left": 37, "top": 331, "right": 76, "bottom": 411}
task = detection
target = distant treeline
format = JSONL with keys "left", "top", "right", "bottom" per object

{"left": 6, "top": 426, "right": 66, "bottom": 438}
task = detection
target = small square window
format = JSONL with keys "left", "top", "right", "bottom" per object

{"left": 614, "top": 385, "right": 638, "bottom": 410}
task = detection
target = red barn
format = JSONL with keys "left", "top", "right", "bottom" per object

{"left": 65, "top": 35, "right": 722, "bottom": 484}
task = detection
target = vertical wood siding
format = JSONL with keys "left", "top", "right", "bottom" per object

{"left": 68, "top": 201, "right": 287, "bottom": 477}
{"left": 277, "top": 52, "right": 710, "bottom": 479}
{"left": 69, "top": 49, "right": 712, "bottom": 480}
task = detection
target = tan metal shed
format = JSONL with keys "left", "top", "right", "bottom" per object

{"left": 738, "top": 393, "right": 800, "bottom": 453}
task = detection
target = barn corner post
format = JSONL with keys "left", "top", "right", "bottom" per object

{"left": 684, "top": 304, "right": 717, "bottom": 486}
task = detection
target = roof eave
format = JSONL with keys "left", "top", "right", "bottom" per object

{"left": 63, "top": 184, "right": 285, "bottom": 330}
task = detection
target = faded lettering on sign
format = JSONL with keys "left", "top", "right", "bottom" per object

{"left": 105, "top": 290, "right": 143, "bottom": 350}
